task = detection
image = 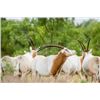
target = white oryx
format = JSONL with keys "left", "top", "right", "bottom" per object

{"left": 13, "top": 47, "right": 38, "bottom": 80}
{"left": 78, "top": 39, "right": 100, "bottom": 82}
{"left": 82, "top": 50, "right": 100, "bottom": 82}
{"left": 61, "top": 40, "right": 87, "bottom": 79}
{"left": 31, "top": 47, "right": 76, "bottom": 79}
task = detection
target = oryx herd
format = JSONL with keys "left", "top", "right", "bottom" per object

{"left": 0, "top": 39, "right": 100, "bottom": 83}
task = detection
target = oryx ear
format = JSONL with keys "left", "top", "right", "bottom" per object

{"left": 29, "top": 46, "right": 32, "bottom": 51}
{"left": 89, "top": 49, "right": 92, "bottom": 53}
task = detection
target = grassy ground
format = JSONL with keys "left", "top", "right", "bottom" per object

{"left": 1, "top": 72, "right": 92, "bottom": 83}
{"left": 1, "top": 65, "right": 92, "bottom": 83}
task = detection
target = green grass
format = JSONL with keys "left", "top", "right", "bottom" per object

{"left": 80, "top": 80, "right": 88, "bottom": 83}
{"left": 4, "top": 62, "right": 14, "bottom": 75}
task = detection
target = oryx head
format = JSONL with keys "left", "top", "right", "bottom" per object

{"left": 28, "top": 46, "right": 37, "bottom": 58}
{"left": 27, "top": 37, "right": 37, "bottom": 58}
{"left": 78, "top": 34, "right": 92, "bottom": 57}
{"left": 60, "top": 48, "right": 76, "bottom": 56}
{"left": 58, "top": 47, "right": 76, "bottom": 57}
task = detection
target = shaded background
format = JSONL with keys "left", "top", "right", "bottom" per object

{"left": 1, "top": 17, "right": 100, "bottom": 57}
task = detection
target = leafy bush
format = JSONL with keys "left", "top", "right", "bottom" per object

{"left": 3, "top": 62, "right": 14, "bottom": 75}
{"left": 1, "top": 18, "right": 100, "bottom": 57}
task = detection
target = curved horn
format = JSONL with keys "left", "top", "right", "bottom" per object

{"left": 77, "top": 40, "right": 86, "bottom": 51}
{"left": 84, "top": 33, "right": 90, "bottom": 40}
{"left": 84, "top": 33, "right": 91, "bottom": 51}
{"left": 86, "top": 38, "right": 91, "bottom": 51}
{"left": 28, "top": 37, "right": 35, "bottom": 49}
{"left": 36, "top": 44, "right": 65, "bottom": 52}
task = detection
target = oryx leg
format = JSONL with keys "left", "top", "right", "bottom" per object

{"left": 91, "top": 74, "right": 98, "bottom": 83}
{"left": 54, "top": 67, "right": 63, "bottom": 82}
{"left": 34, "top": 71, "right": 41, "bottom": 82}
{"left": 0, "top": 67, "right": 5, "bottom": 82}
{"left": 31, "top": 69, "right": 37, "bottom": 81}
{"left": 82, "top": 68, "right": 89, "bottom": 82}
{"left": 0, "top": 70, "right": 3, "bottom": 82}
{"left": 77, "top": 71, "right": 84, "bottom": 80}
{"left": 21, "top": 70, "right": 31, "bottom": 81}
{"left": 0, "top": 74, "right": 1, "bottom": 83}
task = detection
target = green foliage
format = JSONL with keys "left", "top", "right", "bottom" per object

{"left": 1, "top": 18, "right": 100, "bottom": 56}
{"left": 3, "top": 62, "right": 14, "bottom": 75}
{"left": 80, "top": 80, "right": 88, "bottom": 83}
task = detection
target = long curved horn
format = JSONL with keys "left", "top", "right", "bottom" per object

{"left": 84, "top": 33, "right": 91, "bottom": 51}
{"left": 77, "top": 40, "right": 86, "bottom": 51}
{"left": 86, "top": 38, "right": 91, "bottom": 51}
{"left": 36, "top": 44, "right": 65, "bottom": 52}
{"left": 28, "top": 37, "right": 35, "bottom": 49}
{"left": 84, "top": 33, "right": 90, "bottom": 40}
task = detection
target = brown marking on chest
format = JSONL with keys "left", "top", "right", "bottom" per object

{"left": 50, "top": 52, "right": 67, "bottom": 76}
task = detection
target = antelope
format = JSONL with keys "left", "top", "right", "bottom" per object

{"left": 60, "top": 44, "right": 83, "bottom": 80}
{"left": 13, "top": 47, "right": 38, "bottom": 80}
{"left": 78, "top": 38, "right": 100, "bottom": 82}
{"left": 31, "top": 46, "right": 76, "bottom": 80}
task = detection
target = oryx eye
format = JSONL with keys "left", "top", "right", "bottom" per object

{"left": 64, "top": 49, "right": 68, "bottom": 51}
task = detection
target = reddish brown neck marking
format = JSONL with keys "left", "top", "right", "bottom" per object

{"left": 50, "top": 52, "right": 67, "bottom": 76}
